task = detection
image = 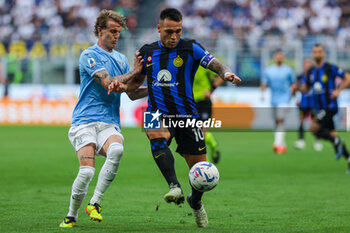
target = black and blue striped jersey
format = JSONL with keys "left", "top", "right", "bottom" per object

{"left": 297, "top": 74, "right": 314, "bottom": 110}
{"left": 305, "top": 62, "right": 345, "bottom": 111}
{"left": 139, "top": 39, "right": 215, "bottom": 118}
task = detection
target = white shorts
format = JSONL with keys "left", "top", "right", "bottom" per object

{"left": 272, "top": 104, "right": 290, "bottom": 121}
{"left": 68, "top": 121, "right": 124, "bottom": 155}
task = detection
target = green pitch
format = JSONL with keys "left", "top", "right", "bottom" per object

{"left": 1, "top": 126, "right": 350, "bottom": 233}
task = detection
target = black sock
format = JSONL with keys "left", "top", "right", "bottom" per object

{"left": 315, "top": 128, "right": 335, "bottom": 143}
{"left": 299, "top": 123, "right": 304, "bottom": 140}
{"left": 190, "top": 186, "right": 204, "bottom": 210}
{"left": 342, "top": 143, "right": 349, "bottom": 159}
{"left": 150, "top": 138, "right": 180, "bottom": 187}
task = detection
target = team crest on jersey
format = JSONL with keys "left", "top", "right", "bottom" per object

{"left": 117, "top": 60, "right": 124, "bottom": 66}
{"left": 322, "top": 74, "right": 328, "bottom": 82}
{"left": 88, "top": 57, "right": 96, "bottom": 69}
{"left": 147, "top": 56, "right": 152, "bottom": 62}
{"left": 173, "top": 55, "right": 183, "bottom": 67}
{"left": 157, "top": 69, "right": 172, "bottom": 82}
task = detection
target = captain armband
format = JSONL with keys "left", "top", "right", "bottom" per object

{"left": 200, "top": 52, "right": 215, "bottom": 69}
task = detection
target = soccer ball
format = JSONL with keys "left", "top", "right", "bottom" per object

{"left": 189, "top": 161, "right": 220, "bottom": 192}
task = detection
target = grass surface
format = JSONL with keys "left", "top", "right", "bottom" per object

{"left": 0, "top": 126, "right": 350, "bottom": 233}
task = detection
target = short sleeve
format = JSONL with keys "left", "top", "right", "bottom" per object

{"left": 80, "top": 51, "right": 106, "bottom": 77}
{"left": 192, "top": 41, "right": 215, "bottom": 69}
{"left": 123, "top": 55, "right": 130, "bottom": 73}
{"left": 305, "top": 68, "right": 313, "bottom": 87}
{"left": 299, "top": 74, "right": 307, "bottom": 86}
{"left": 336, "top": 66, "right": 345, "bottom": 79}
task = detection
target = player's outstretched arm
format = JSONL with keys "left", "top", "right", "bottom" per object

{"left": 93, "top": 69, "right": 139, "bottom": 91}
{"left": 93, "top": 51, "right": 144, "bottom": 92}
{"left": 207, "top": 58, "right": 241, "bottom": 84}
{"left": 126, "top": 87, "right": 148, "bottom": 100}
{"left": 331, "top": 72, "right": 350, "bottom": 99}
{"left": 108, "top": 74, "right": 146, "bottom": 95}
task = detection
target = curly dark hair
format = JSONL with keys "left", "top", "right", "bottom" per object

{"left": 94, "top": 9, "right": 127, "bottom": 37}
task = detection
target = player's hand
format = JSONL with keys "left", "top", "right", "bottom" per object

{"left": 134, "top": 50, "right": 144, "bottom": 74}
{"left": 224, "top": 72, "right": 241, "bottom": 84}
{"left": 331, "top": 89, "right": 340, "bottom": 99}
{"left": 108, "top": 80, "right": 127, "bottom": 94}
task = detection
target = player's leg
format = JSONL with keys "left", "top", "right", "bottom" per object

{"left": 60, "top": 144, "right": 96, "bottom": 227}
{"left": 145, "top": 127, "right": 183, "bottom": 204}
{"left": 184, "top": 154, "right": 209, "bottom": 228}
{"left": 311, "top": 110, "right": 345, "bottom": 159}
{"left": 87, "top": 125, "right": 124, "bottom": 221}
{"left": 294, "top": 109, "right": 306, "bottom": 149}
{"left": 60, "top": 124, "right": 97, "bottom": 228}
{"left": 175, "top": 125, "right": 208, "bottom": 227}
{"left": 274, "top": 107, "right": 287, "bottom": 153}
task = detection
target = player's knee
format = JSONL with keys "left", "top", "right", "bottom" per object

{"left": 107, "top": 143, "right": 123, "bottom": 165}
{"left": 78, "top": 166, "right": 95, "bottom": 183}
{"left": 150, "top": 138, "right": 168, "bottom": 155}
{"left": 73, "top": 166, "right": 95, "bottom": 195}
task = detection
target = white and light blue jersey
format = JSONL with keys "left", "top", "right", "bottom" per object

{"left": 71, "top": 44, "right": 129, "bottom": 127}
{"left": 262, "top": 64, "right": 295, "bottom": 106}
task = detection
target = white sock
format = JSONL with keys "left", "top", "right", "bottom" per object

{"left": 274, "top": 123, "right": 285, "bottom": 146}
{"left": 90, "top": 143, "right": 123, "bottom": 204}
{"left": 67, "top": 166, "right": 95, "bottom": 218}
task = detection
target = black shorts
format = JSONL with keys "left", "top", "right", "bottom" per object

{"left": 196, "top": 100, "right": 212, "bottom": 121}
{"left": 315, "top": 109, "right": 337, "bottom": 130}
{"left": 164, "top": 118, "right": 207, "bottom": 155}
{"left": 299, "top": 107, "right": 314, "bottom": 119}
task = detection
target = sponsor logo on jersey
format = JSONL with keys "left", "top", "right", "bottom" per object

{"left": 157, "top": 69, "right": 172, "bottom": 82}
{"left": 153, "top": 69, "right": 178, "bottom": 87}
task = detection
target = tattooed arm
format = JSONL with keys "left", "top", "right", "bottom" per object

{"left": 109, "top": 73, "right": 147, "bottom": 95}
{"left": 207, "top": 58, "right": 241, "bottom": 84}
{"left": 93, "top": 69, "right": 140, "bottom": 91}
{"left": 93, "top": 50, "right": 144, "bottom": 91}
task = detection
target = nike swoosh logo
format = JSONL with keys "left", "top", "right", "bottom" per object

{"left": 146, "top": 63, "right": 154, "bottom": 67}
{"left": 154, "top": 152, "right": 165, "bottom": 159}
{"left": 198, "top": 146, "right": 206, "bottom": 151}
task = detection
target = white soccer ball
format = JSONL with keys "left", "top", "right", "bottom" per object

{"left": 189, "top": 161, "right": 220, "bottom": 192}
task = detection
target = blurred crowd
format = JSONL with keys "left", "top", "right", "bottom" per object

{"left": 1, "top": 0, "right": 350, "bottom": 49}
{"left": 163, "top": 0, "right": 350, "bottom": 49}
{"left": 0, "top": 0, "right": 140, "bottom": 44}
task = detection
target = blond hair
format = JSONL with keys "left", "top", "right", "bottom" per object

{"left": 94, "top": 10, "right": 127, "bottom": 37}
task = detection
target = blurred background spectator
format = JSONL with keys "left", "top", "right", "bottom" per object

{"left": 0, "top": 0, "right": 350, "bottom": 86}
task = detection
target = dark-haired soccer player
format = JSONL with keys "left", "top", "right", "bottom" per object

{"left": 293, "top": 58, "right": 323, "bottom": 151}
{"left": 108, "top": 8, "right": 241, "bottom": 228}
{"left": 261, "top": 49, "right": 295, "bottom": 154}
{"left": 301, "top": 44, "right": 350, "bottom": 172}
